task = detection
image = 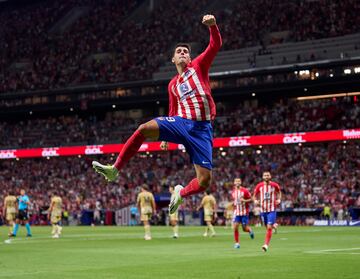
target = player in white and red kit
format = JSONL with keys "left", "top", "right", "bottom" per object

{"left": 92, "top": 15, "right": 222, "bottom": 215}
{"left": 253, "top": 171, "right": 281, "bottom": 252}
{"left": 231, "top": 178, "right": 254, "bottom": 249}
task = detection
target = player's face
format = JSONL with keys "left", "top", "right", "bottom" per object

{"left": 20, "top": 189, "right": 25, "bottom": 196}
{"left": 172, "top": 47, "right": 191, "bottom": 66}
{"left": 263, "top": 172, "right": 271, "bottom": 182}
{"left": 169, "top": 187, "right": 174, "bottom": 193}
{"left": 234, "top": 178, "right": 241, "bottom": 187}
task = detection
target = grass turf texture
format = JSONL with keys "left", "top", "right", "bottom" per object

{"left": 0, "top": 226, "right": 358, "bottom": 279}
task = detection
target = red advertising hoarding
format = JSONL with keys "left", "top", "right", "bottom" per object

{"left": 0, "top": 129, "right": 359, "bottom": 159}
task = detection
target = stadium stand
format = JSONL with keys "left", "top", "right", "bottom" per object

{"left": 1, "top": 0, "right": 360, "bottom": 91}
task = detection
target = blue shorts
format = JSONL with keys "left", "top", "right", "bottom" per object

{"left": 155, "top": 116, "right": 213, "bottom": 169}
{"left": 261, "top": 211, "right": 277, "bottom": 226}
{"left": 233, "top": 215, "right": 249, "bottom": 225}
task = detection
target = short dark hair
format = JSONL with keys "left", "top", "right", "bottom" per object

{"left": 174, "top": 43, "right": 191, "bottom": 55}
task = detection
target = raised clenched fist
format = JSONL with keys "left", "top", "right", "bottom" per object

{"left": 202, "top": 14, "right": 216, "bottom": 26}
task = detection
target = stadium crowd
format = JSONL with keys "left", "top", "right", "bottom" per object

{"left": 1, "top": 0, "right": 360, "bottom": 92}
{"left": 0, "top": 97, "right": 359, "bottom": 149}
{"left": 0, "top": 141, "right": 359, "bottom": 225}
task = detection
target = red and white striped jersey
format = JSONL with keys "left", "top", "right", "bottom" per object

{"left": 253, "top": 181, "right": 281, "bottom": 213}
{"left": 168, "top": 25, "right": 222, "bottom": 121}
{"left": 231, "top": 186, "right": 251, "bottom": 216}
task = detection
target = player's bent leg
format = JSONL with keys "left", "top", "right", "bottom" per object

{"left": 51, "top": 224, "right": 56, "bottom": 235}
{"left": 233, "top": 222, "right": 240, "bottom": 248}
{"left": 242, "top": 224, "right": 254, "bottom": 239}
{"left": 137, "top": 120, "right": 160, "bottom": 141}
{"left": 196, "top": 165, "right": 212, "bottom": 188}
{"left": 272, "top": 222, "right": 278, "bottom": 234}
{"left": 93, "top": 120, "right": 160, "bottom": 182}
{"left": 171, "top": 220, "right": 179, "bottom": 238}
{"left": 207, "top": 220, "right": 216, "bottom": 237}
{"left": 52, "top": 223, "right": 59, "bottom": 238}
{"left": 203, "top": 221, "right": 209, "bottom": 237}
{"left": 262, "top": 224, "right": 273, "bottom": 252}
{"left": 179, "top": 166, "right": 212, "bottom": 199}
{"left": 144, "top": 220, "right": 151, "bottom": 240}
{"left": 170, "top": 167, "right": 212, "bottom": 215}
{"left": 11, "top": 220, "right": 20, "bottom": 237}
{"left": 25, "top": 221, "right": 32, "bottom": 237}
{"left": 57, "top": 223, "right": 63, "bottom": 235}
{"left": 7, "top": 220, "right": 14, "bottom": 236}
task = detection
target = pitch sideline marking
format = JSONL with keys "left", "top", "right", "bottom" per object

{"left": 304, "top": 247, "right": 360, "bottom": 254}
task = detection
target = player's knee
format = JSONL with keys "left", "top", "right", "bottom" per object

{"left": 198, "top": 173, "right": 211, "bottom": 188}
{"left": 137, "top": 123, "right": 148, "bottom": 133}
{"left": 137, "top": 121, "right": 159, "bottom": 139}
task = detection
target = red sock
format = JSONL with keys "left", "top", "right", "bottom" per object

{"left": 180, "top": 178, "right": 206, "bottom": 198}
{"left": 234, "top": 229, "right": 239, "bottom": 243}
{"left": 114, "top": 130, "right": 145, "bottom": 170}
{"left": 265, "top": 228, "right": 272, "bottom": 245}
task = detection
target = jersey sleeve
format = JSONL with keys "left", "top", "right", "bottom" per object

{"left": 201, "top": 197, "right": 205, "bottom": 206}
{"left": 244, "top": 189, "right": 251, "bottom": 199}
{"left": 272, "top": 182, "right": 281, "bottom": 192}
{"left": 168, "top": 81, "right": 177, "bottom": 117}
{"left": 212, "top": 196, "right": 216, "bottom": 205}
{"left": 253, "top": 184, "right": 261, "bottom": 196}
{"left": 192, "top": 25, "right": 222, "bottom": 73}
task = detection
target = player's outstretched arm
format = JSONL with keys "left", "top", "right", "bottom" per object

{"left": 193, "top": 14, "right": 222, "bottom": 70}
{"left": 276, "top": 190, "right": 282, "bottom": 205}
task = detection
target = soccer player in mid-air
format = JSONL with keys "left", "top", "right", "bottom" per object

{"left": 253, "top": 171, "right": 281, "bottom": 252}
{"left": 92, "top": 14, "right": 222, "bottom": 214}
{"left": 11, "top": 189, "right": 32, "bottom": 237}
{"left": 3, "top": 191, "right": 17, "bottom": 236}
{"left": 48, "top": 191, "right": 63, "bottom": 238}
{"left": 231, "top": 178, "right": 254, "bottom": 249}
{"left": 137, "top": 184, "right": 156, "bottom": 240}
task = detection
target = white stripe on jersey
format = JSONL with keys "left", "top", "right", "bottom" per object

{"left": 191, "top": 69, "right": 211, "bottom": 121}
{"left": 172, "top": 86, "right": 183, "bottom": 118}
{"left": 271, "top": 187, "right": 275, "bottom": 211}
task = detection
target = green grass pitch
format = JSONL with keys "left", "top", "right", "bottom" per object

{"left": 0, "top": 226, "right": 358, "bottom": 279}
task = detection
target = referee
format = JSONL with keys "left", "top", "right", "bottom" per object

{"left": 11, "top": 189, "right": 32, "bottom": 237}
